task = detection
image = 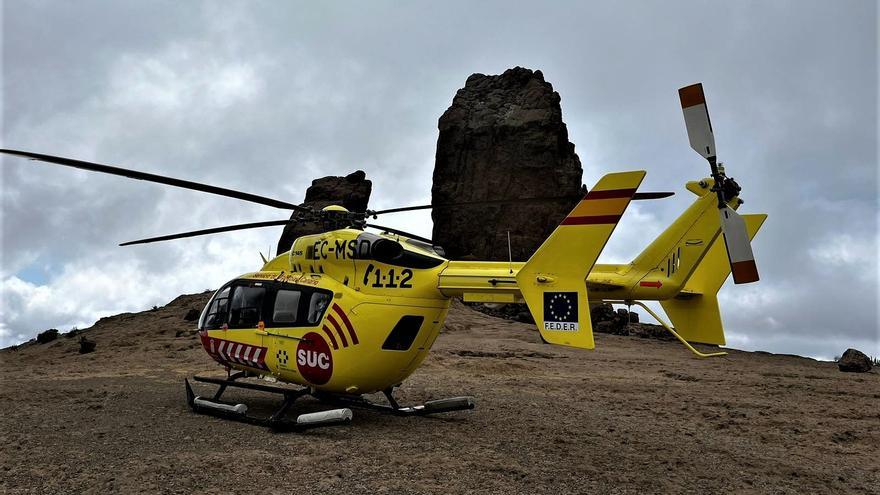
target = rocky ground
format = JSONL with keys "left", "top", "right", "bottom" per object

{"left": 1, "top": 293, "right": 878, "bottom": 494}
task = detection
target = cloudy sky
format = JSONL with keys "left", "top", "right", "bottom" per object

{"left": 2, "top": 1, "right": 877, "bottom": 359}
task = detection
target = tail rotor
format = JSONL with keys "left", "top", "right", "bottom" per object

{"left": 678, "top": 83, "right": 760, "bottom": 284}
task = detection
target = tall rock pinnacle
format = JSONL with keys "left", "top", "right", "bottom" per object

{"left": 431, "top": 67, "right": 583, "bottom": 261}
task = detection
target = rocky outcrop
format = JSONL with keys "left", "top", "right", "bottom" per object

{"left": 432, "top": 67, "right": 583, "bottom": 261}
{"left": 468, "top": 301, "right": 674, "bottom": 341}
{"left": 837, "top": 348, "right": 872, "bottom": 373}
{"left": 36, "top": 328, "right": 59, "bottom": 344}
{"left": 78, "top": 336, "right": 96, "bottom": 354}
{"left": 276, "top": 171, "right": 372, "bottom": 254}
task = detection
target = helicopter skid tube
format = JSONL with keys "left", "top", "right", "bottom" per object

{"left": 313, "top": 390, "right": 476, "bottom": 417}
{"left": 185, "top": 377, "right": 352, "bottom": 432}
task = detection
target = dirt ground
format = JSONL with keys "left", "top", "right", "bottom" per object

{"left": 1, "top": 293, "right": 878, "bottom": 494}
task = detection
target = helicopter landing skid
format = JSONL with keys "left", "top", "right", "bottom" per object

{"left": 185, "top": 375, "right": 474, "bottom": 431}
{"left": 185, "top": 375, "right": 352, "bottom": 432}
{"left": 314, "top": 388, "right": 476, "bottom": 417}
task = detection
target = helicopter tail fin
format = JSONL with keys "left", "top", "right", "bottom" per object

{"left": 516, "top": 171, "right": 646, "bottom": 349}
{"left": 660, "top": 213, "right": 767, "bottom": 345}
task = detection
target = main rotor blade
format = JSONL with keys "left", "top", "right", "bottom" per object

{"left": 719, "top": 206, "right": 759, "bottom": 284}
{"left": 365, "top": 223, "right": 434, "bottom": 245}
{"left": 119, "top": 219, "right": 290, "bottom": 246}
{"left": 0, "top": 149, "right": 308, "bottom": 212}
{"left": 632, "top": 192, "right": 675, "bottom": 200}
{"left": 679, "top": 83, "right": 716, "bottom": 160}
{"left": 371, "top": 192, "right": 674, "bottom": 215}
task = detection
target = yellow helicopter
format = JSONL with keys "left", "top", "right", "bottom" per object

{"left": 1, "top": 83, "right": 765, "bottom": 431}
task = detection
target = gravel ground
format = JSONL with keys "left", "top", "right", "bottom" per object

{"left": 1, "top": 293, "right": 878, "bottom": 494}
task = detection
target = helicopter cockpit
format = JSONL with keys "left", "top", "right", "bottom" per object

{"left": 198, "top": 279, "right": 333, "bottom": 331}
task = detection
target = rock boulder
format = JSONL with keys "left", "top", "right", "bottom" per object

{"left": 78, "top": 336, "right": 96, "bottom": 354}
{"left": 837, "top": 348, "right": 872, "bottom": 373}
{"left": 183, "top": 309, "right": 200, "bottom": 322}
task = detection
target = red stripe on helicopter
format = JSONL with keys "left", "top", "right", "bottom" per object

{"left": 199, "top": 334, "right": 269, "bottom": 370}
{"left": 332, "top": 303, "right": 359, "bottom": 345}
{"left": 326, "top": 313, "right": 349, "bottom": 348}
{"left": 639, "top": 280, "right": 663, "bottom": 288}
{"left": 322, "top": 325, "right": 339, "bottom": 350}
{"left": 583, "top": 188, "right": 638, "bottom": 200}
{"left": 560, "top": 215, "right": 622, "bottom": 226}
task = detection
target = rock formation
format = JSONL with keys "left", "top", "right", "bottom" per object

{"left": 78, "top": 336, "right": 96, "bottom": 354}
{"left": 36, "top": 328, "right": 59, "bottom": 344}
{"left": 276, "top": 171, "right": 372, "bottom": 254}
{"left": 432, "top": 67, "right": 583, "bottom": 261}
{"left": 837, "top": 348, "right": 872, "bottom": 373}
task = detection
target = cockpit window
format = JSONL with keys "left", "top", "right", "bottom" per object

{"left": 307, "top": 292, "right": 332, "bottom": 324}
{"left": 200, "top": 286, "right": 231, "bottom": 329}
{"left": 228, "top": 285, "right": 265, "bottom": 328}
{"left": 267, "top": 286, "right": 332, "bottom": 328}
{"left": 273, "top": 289, "right": 301, "bottom": 324}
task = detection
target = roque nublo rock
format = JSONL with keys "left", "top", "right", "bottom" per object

{"left": 276, "top": 171, "right": 372, "bottom": 254}
{"left": 432, "top": 67, "right": 583, "bottom": 261}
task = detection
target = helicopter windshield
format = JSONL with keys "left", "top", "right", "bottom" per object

{"left": 201, "top": 286, "right": 231, "bottom": 329}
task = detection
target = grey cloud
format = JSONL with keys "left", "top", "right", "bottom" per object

{"left": 2, "top": 1, "right": 877, "bottom": 356}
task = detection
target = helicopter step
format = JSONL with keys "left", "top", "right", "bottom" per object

{"left": 185, "top": 375, "right": 352, "bottom": 432}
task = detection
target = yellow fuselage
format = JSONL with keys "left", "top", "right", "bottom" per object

{"left": 199, "top": 229, "right": 668, "bottom": 395}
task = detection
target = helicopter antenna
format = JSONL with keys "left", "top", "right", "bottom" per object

{"left": 507, "top": 231, "right": 513, "bottom": 274}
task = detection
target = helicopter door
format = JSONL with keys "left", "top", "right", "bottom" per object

{"left": 264, "top": 284, "right": 334, "bottom": 378}
{"left": 264, "top": 287, "right": 301, "bottom": 375}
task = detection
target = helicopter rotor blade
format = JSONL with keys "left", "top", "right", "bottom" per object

{"left": 365, "top": 223, "right": 435, "bottom": 245}
{"left": 119, "top": 220, "right": 290, "bottom": 246}
{"left": 632, "top": 192, "right": 675, "bottom": 200}
{"left": 678, "top": 83, "right": 716, "bottom": 161}
{"left": 678, "top": 84, "right": 759, "bottom": 284}
{"left": 0, "top": 149, "right": 309, "bottom": 212}
{"left": 719, "top": 206, "right": 759, "bottom": 284}
{"left": 370, "top": 192, "right": 673, "bottom": 216}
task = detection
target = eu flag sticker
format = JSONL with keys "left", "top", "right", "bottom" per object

{"left": 543, "top": 292, "right": 579, "bottom": 331}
